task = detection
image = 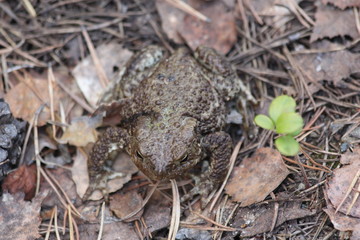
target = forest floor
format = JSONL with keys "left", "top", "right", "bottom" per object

{"left": 1, "top": 0, "right": 360, "bottom": 239}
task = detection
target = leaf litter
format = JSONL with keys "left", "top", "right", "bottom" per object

{"left": 0, "top": 0, "right": 360, "bottom": 239}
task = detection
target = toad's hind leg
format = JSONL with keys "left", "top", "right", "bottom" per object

{"left": 181, "top": 131, "right": 233, "bottom": 207}
{"left": 83, "top": 127, "right": 129, "bottom": 201}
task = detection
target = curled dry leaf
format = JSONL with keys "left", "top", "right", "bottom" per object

{"left": 59, "top": 115, "right": 102, "bottom": 147}
{"left": 225, "top": 147, "right": 289, "bottom": 207}
{"left": 71, "top": 149, "right": 89, "bottom": 198}
{"left": 311, "top": 1, "right": 360, "bottom": 42}
{"left": 0, "top": 190, "right": 48, "bottom": 240}
{"left": 109, "top": 190, "right": 144, "bottom": 222}
{"left": 72, "top": 42, "right": 133, "bottom": 107}
{"left": 2, "top": 164, "right": 37, "bottom": 201}
{"left": 326, "top": 148, "right": 360, "bottom": 218}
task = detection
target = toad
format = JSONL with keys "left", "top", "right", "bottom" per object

{"left": 84, "top": 45, "right": 255, "bottom": 201}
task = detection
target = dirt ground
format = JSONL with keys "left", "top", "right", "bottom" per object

{"left": 1, "top": 0, "right": 360, "bottom": 239}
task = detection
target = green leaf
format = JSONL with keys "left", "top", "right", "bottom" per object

{"left": 254, "top": 114, "right": 275, "bottom": 130}
{"left": 288, "top": 128, "right": 302, "bottom": 137}
{"left": 275, "top": 112, "right": 304, "bottom": 134}
{"left": 275, "top": 135, "right": 300, "bottom": 156}
{"left": 269, "top": 95, "right": 296, "bottom": 122}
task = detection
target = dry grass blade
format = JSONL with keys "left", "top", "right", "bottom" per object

{"left": 335, "top": 169, "right": 360, "bottom": 214}
{"left": 81, "top": 27, "right": 109, "bottom": 88}
{"left": 346, "top": 176, "right": 360, "bottom": 215}
{"left": 67, "top": 205, "right": 75, "bottom": 240}
{"left": 21, "top": 0, "right": 37, "bottom": 17}
{"left": 34, "top": 105, "right": 46, "bottom": 195}
{"left": 168, "top": 179, "right": 180, "bottom": 240}
{"left": 190, "top": 211, "right": 236, "bottom": 231}
{"left": 44, "top": 206, "right": 56, "bottom": 240}
{"left": 165, "top": 0, "right": 210, "bottom": 22}
{"left": 97, "top": 202, "right": 106, "bottom": 240}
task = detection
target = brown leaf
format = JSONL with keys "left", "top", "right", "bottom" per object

{"left": 0, "top": 190, "right": 48, "bottom": 240}
{"left": 59, "top": 115, "right": 102, "bottom": 147}
{"left": 311, "top": 1, "right": 360, "bottom": 42}
{"left": 40, "top": 168, "right": 80, "bottom": 207}
{"left": 156, "top": 0, "right": 236, "bottom": 54}
{"left": 2, "top": 165, "right": 37, "bottom": 201}
{"left": 232, "top": 200, "right": 316, "bottom": 237}
{"left": 156, "top": 0, "right": 185, "bottom": 44}
{"left": 324, "top": 206, "right": 360, "bottom": 240}
{"left": 322, "top": 0, "right": 360, "bottom": 10}
{"left": 293, "top": 50, "right": 360, "bottom": 92}
{"left": 73, "top": 206, "right": 139, "bottom": 240}
{"left": 4, "top": 72, "right": 64, "bottom": 126}
{"left": 72, "top": 42, "right": 133, "bottom": 107}
{"left": 143, "top": 191, "right": 171, "bottom": 232}
{"left": 110, "top": 190, "right": 144, "bottom": 222}
{"left": 225, "top": 147, "right": 289, "bottom": 207}
{"left": 179, "top": 1, "right": 236, "bottom": 54}
{"left": 326, "top": 148, "right": 360, "bottom": 218}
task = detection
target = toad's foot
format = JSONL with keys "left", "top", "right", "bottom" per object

{"left": 180, "top": 177, "right": 217, "bottom": 208}
{"left": 83, "top": 170, "right": 126, "bottom": 202}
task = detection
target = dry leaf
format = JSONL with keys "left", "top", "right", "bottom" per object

{"left": 293, "top": 50, "right": 360, "bottom": 93}
{"left": 72, "top": 42, "right": 133, "bottom": 107}
{"left": 232, "top": 200, "right": 316, "bottom": 237}
{"left": 4, "top": 72, "right": 64, "bottom": 126}
{"left": 249, "top": 0, "right": 301, "bottom": 29}
{"left": 179, "top": 0, "right": 236, "bottom": 54}
{"left": 110, "top": 190, "right": 144, "bottom": 222}
{"left": 225, "top": 147, "right": 289, "bottom": 207}
{"left": 59, "top": 115, "right": 102, "bottom": 147}
{"left": 2, "top": 164, "right": 37, "bottom": 201}
{"left": 156, "top": 0, "right": 185, "bottom": 44}
{"left": 324, "top": 206, "right": 360, "bottom": 240}
{"left": 156, "top": 0, "right": 236, "bottom": 54}
{"left": 143, "top": 191, "right": 171, "bottom": 232}
{"left": 311, "top": 1, "right": 360, "bottom": 42}
{"left": 326, "top": 148, "right": 360, "bottom": 218}
{"left": 322, "top": 0, "right": 360, "bottom": 10}
{"left": 71, "top": 149, "right": 89, "bottom": 198}
{"left": 0, "top": 190, "right": 48, "bottom": 240}
{"left": 40, "top": 168, "right": 79, "bottom": 207}
{"left": 72, "top": 207, "right": 139, "bottom": 240}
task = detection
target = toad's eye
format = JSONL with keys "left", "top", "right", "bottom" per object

{"left": 179, "top": 154, "right": 188, "bottom": 164}
{"left": 136, "top": 150, "right": 144, "bottom": 160}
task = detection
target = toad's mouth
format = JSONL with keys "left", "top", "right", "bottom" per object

{"left": 133, "top": 156, "right": 200, "bottom": 182}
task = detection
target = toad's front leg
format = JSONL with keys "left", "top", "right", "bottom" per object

{"left": 83, "top": 127, "right": 130, "bottom": 201}
{"left": 181, "top": 131, "right": 233, "bottom": 206}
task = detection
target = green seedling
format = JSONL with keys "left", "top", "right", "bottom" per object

{"left": 254, "top": 95, "right": 304, "bottom": 156}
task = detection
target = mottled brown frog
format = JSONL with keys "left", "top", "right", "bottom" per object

{"left": 83, "top": 45, "right": 255, "bottom": 201}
